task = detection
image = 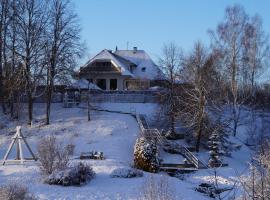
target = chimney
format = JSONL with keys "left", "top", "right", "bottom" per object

{"left": 133, "top": 47, "right": 137, "bottom": 54}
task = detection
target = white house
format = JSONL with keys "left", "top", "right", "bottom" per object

{"left": 79, "top": 47, "right": 164, "bottom": 90}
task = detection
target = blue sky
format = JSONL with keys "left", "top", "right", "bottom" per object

{"left": 73, "top": 0, "right": 270, "bottom": 63}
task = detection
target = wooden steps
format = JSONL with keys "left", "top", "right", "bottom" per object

{"left": 160, "top": 163, "right": 195, "bottom": 168}
{"left": 160, "top": 163, "right": 198, "bottom": 174}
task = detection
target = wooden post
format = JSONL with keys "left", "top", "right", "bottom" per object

{"left": 16, "top": 140, "right": 20, "bottom": 160}
{"left": 18, "top": 136, "right": 24, "bottom": 164}
{"left": 2, "top": 137, "right": 17, "bottom": 165}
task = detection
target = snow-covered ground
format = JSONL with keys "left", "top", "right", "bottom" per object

{"left": 0, "top": 103, "right": 265, "bottom": 199}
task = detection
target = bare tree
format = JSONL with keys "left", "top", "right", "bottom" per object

{"left": 240, "top": 141, "right": 270, "bottom": 199}
{"left": 242, "top": 15, "right": 270, "bottom": 93}
{"left": 0, "top": 0, "right": 10, "bottom": 114}
{"left": 209, "top": 5, "right": 249, "bottom": 136}
{"left": 159, "top": 42, "right": 182, "bottom": 136}
{"left": 139, "top": 175, "right": 177, "bottom": 200}
{"left": 3, "top": 0, "right": 24, "bottom": 119}
{"left": 44, "top": 0, "right": 84, "bottom": 125}
{"left": 180, "top": 41, "right": 221, "bottom": 152}
{"left": 14, "top": 0, "right": 48, "bottom": 125}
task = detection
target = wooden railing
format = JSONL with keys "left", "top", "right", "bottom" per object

{"left": 136, "top": 114, "right": 207, "bottom": 169}
{"left": 136, "top": 114, "right": 164, "bottom": 145}
{"left": 136, "top": 114, "right": 146, "bottom": 133}
{"left": 180, "top": 146, "right": 207, "bottom": 169}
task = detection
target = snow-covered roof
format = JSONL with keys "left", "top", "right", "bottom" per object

{"left": 81, "top": 49, "right": 134, "bottom": 77}
{"left": 114, "top": 50, "right": 164, "bottom": 80}
{"left": 71, "top": 78, "right": 101, "bottom": 90}
{"left": 80, "top": 49, "right": 164, "bottom": 80}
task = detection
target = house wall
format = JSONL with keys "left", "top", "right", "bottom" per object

{"left": 81, "top": 74, "right": 130, "bottom": 90}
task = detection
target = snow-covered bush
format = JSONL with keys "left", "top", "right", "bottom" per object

{"left": 37, "top": 135, "right": 74, "bottom": 175}
{"left": 110, "top": 167, "right": 143, "bottom": 178}
{"left": 0, "top": 183, "right": 36, "bottom": 200}
{"left": 44, "top": 162, "right": 95, "bottom": 186}
{"left": 208, "top": 132, "right": 222, "bottom": 167}
{"left": 139, "top": 175, "right": 176, "bottom": 200}
{"left": 134, "top": 137, "right": 159, "bottom": 173}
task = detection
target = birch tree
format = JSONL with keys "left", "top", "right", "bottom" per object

{"left": 209, "top": 5, "right": 248, "bottom": 136}
{"left": 242, "top": 15, "right": 270, "bottom": 93}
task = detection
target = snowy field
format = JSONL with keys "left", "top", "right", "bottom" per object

{"left": 0, "top": 103, "right": 263, "bottom": 199}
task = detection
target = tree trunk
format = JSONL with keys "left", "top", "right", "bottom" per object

{"left": 195, "top": 90, "right": 205, "bottom": 152}
{"left": 0, "top": 64, "right": 4, "bottom": 113}
{"left": 0, "top": 20, "right": 4, "bottom": 114}
{"left": 251, "top": 69, "right": 255, "bottom": 95}
{"left": 46, "top": 86, "right": 52, "bottom": 125}
{"left": 195, "top": 122, "right": 203, "bottom": 152}
{"left": 170, "top": 114, "right": 175, "bottom": 135}
{"left": 10, "top": 91, "right": 14, "bottom": 118}
{"left": 28, "top": 92, "right": 33, "bottom": 126}
{"left": 14, "top": 93, "right": 20, "bottom": 119}
{"left": 46, "top": 64, "right": 53, "bottom": 125}
{"left": 232, "top": 105, "right": 238, "bottom": 136}
{"left": 169, "top": 82, "right": 176, "bottom": 136}
{"left": 231, "top": 57, "right": 238, "bottom": 136}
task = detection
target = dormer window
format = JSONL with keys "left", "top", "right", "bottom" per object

{"left": 130, "top": 64, "right": 136, "bottom": 73}
{"left": 141, "top": 67, "right": 146, "bottom": 72}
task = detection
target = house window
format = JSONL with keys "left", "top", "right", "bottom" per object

{"left": 110, "top": 79, "right": 117, "bottom": 90}
{"left": 130, "top": 64, "right": 136, "bottom": 73}
{"left": 96, "top": 79, "right": 106, "bottom": 90}
{"left": 141, "top": 67, "right": 146, "bottom": 72}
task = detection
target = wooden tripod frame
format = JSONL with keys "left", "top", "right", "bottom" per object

{"left": 2, "top": 126, "right": 37, "bottom": 165}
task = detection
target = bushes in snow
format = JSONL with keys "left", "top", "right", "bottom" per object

{"left": 195, "top": 183, "right": 231, "bottom": 199}
{"left": 110, "top": 167, "right": 143, "bottom": 178}
{"left": 134, "top": 137, "right": 159, "bottom": 173}
{"left": 38, "top": 136, "right": 95, "bottom": 187}
{"left": 37, "top": 135, "right": 74, "bottom": 175}
{"left": 139, "top": 175, "right": 176, "bottom": 200}
{"left": 44, "top": 162, "right": 95, "bottom": 186}
{"left": 0, "top": 183, "right": 36, "bottom": 200}
{"left": 241, "top": 141, "right": 270, "bottom": 199}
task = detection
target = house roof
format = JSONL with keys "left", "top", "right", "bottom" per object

{"left": 71, "top": 78, "right": 101, "bottom": 90}
{"left": 114, "top": 50, "right": 164, "bottom": 80}
{"left": 80, "top": 48, "right": 164, "bottom": 80}
{"left": 81, "top": 49, "right": 134, "bottom": 77}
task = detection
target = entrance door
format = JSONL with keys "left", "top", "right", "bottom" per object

{"left": 96, "top": 79, "right": 106, "bottom": 90}
{"left": 110, "top": 79, "right": 117, "bottom": 90}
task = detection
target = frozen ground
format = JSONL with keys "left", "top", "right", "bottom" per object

{"left": 0, "top": 103, "right": 264, "bottom": 199}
